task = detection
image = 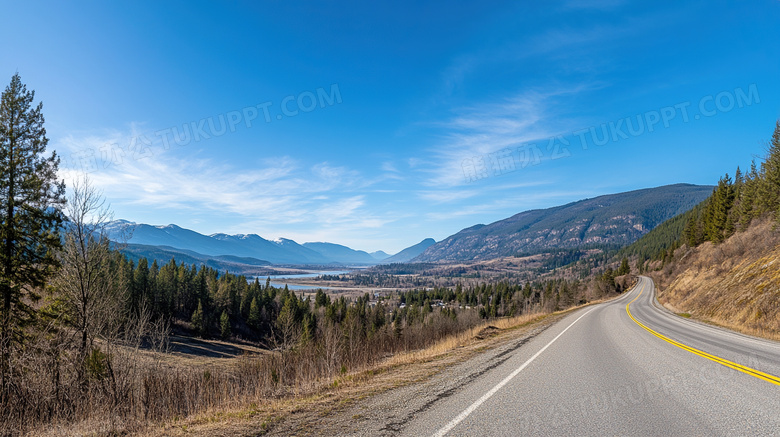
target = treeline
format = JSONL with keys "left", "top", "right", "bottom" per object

{"left": 320, "top": 272, "right": 430, "bottom": 288}
{"left": 147, "top": 263, "right": 632, "bottom": 371}
{"left": 77, "top": 254, "right": 450, "bottom": 347}
{"left": 516, "top": 245, "right": 620, "bottom": 274}
{"left": 683, "top": 143, "right": 779, "bottom": 247}
{"left": 108, "top": 255, "right": 276, "bottom": 341}
{"left": 111, "top": 256, "right": 631, "bottom": 344}
{"left": 623, "top": 120, "right": 780, "bottom": 264}
{"left": 396, "top": 273, "right": 631, "bottom": 322}
{"left": 619, "top": 209, "right": 693, "bottom": 266}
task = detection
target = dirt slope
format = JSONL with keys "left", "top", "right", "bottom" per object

{"left": 652, "top": 219, "right": 780, "bottom": 340}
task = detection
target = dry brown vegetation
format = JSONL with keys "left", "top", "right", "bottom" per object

{"left": 26, "top": 294, "right": 619, "bottom": 437}
{"left": 10, "top": 307, "right": 509, "bottom": 436}
{"left": 651, "top": 218, "right": 780, "bottom": 340}
{"left": 146, "top": 310, "right": 562, "bottom": 437}
{"left": 3, "top": 241, "right": 623, "bottom": 437}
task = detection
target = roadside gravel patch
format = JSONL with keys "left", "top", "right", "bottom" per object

{"left": 265, "top": 314, "right": 564, "bottom": 436}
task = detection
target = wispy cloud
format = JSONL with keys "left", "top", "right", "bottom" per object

{"left": 423, "top": 189, "right": 595, "bottom": 221}
{"left": 374, "top": 160, "right": 405, "bottom": 182}
{"left": 420, "top": 88, "right": 587, "bottom": 188}
{"left": 417, "top": 180, "right": 551, "bottom": 205}
{"left": 55, "top": 130, "right": 392, "bottom": 238}
{"left": 380, "top": 161, "right": 398, "bottom": 173}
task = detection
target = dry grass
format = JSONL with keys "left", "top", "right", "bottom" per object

{"left": 17, "top": 280, "right": 625, "bottom": 436}
{"left": 17, "top": 310, "right": 483, "bottom": 436}
{"left": 56, "top": 310, "right": 561, "bottom": 437}
{"left": 384, "top": 311, "right": 546, "bottom": 367}
{"left": 141, "top": 303, "right": 606, "bottom": 437}
{"left": 653, "top": 218, "right": 780, "bottom": 341}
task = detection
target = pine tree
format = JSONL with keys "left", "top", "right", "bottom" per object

{"left": 0, "top": 74, "right": 65, "bottom": 393}
{"left": 275, "top": 295, "right": 300, "bottom": 348}
{"left": 219, "top": 310, "right": 231, "bottom": 339}
{"left": 314, "top": 289, "right": 329, "bottom": 308}
{"left": 704, "top": 175, "right": 735, "bottom": 243}
{"left": 248, "top": 295, "right": 261, "bottom": 331}
{"left": 635, "top": 256, "right": 645, "bottom": 274}
{"left": 759, "top": 120, "right": 780, "bottom": 219}
{"left": 739, "top": 160, "right": 759, "bottom": 229}
{"left": 683, "top": 213, "right": 699, "bottom": 247}
{"left": 132, "top": 258, "right": 149, "bottom": 315}
{"left": 617, "top": 257, "right": 630, "bottom": 276}
{"left": 300, "top": 312, "right": 315, "bottom": 345}
{"left": 191, "top": 300, "right": 205, "bottom": 337}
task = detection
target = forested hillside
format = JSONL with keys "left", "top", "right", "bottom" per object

{"left": 415, "top": 184, "right": 712, "bottom": 262}
{"left": 624, "top": 120, "right": 780, "bottom": 271}
{"left": 628, "top": 120, "right": 780, "bottom": 339}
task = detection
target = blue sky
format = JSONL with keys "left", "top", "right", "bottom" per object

{"left": 2, "top": 1, "right": 779, "bottom": 253}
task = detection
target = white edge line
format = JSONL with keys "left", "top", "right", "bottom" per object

{"left": 642, "top": 277, "right": 780, "bottom": 351}
{"left": 430, "top": 306, "right": 599, "bottom": 437}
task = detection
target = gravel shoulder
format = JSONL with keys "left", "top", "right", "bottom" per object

{"left": 265, "top": 313, "right": 565, "bottom": 436}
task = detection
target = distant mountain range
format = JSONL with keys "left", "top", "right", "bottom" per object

{"left": 108, "top": 183, "right": 712, "bottom": 269}
{"left": 302, "top": 242, "right": 377, "bottom": 264}
{"left": 106, "top": 220, "right": 434, "bottom": 267}
{"left": 370, "top": 250, "right": 390, "bottom": 260}
{"left": 414, "top": 184, "right": 713, "bottom": 262}
{"left": 383, "top": 238, "right": 436, "bottom": 263}
{"left": 118, "top": 243, "right": 273, "bottom": 274}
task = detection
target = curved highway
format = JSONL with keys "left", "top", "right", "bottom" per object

{"left": 401, "top": 276, "right": 780, "bottom": 436}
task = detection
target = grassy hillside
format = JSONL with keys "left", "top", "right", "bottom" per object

{"left": 652, "top": 219, "right": 780, "bottom": 340}
{"left": 631, "top": 121, "right": 780, "bottom": 340}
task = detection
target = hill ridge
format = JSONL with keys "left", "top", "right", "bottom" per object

{"left": 415, "top": 184, "right": 713, "bottom": 262}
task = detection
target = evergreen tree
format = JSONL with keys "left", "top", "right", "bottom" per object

{"left": 758, "top": 120, "right": 780, "bottom": 218}
{"left": 617, "top": 257, "right": 630, "bottom": 276}
{"left": 739, "top": 160, "right": 759, "bottom": 229}
{"left": 683, "top": 213, "right": 699, "bottom": 247}
{"left": 734, "top": 166, "right": 743, "bottom": 190}
{"left": 240, "top": 279, "right": 257, "bottom": 319}
{"left": 132, "top": 258, "right": 150, "bottom": 314}
{"left": 314, "top": 289, "right": 329, "bottom": 308}
{"left": 704, "top": 175, "right": 735, "bottom": 243}
{"left": 300, "top": 312, "right": 315, "bottom": 345}
{"left": 635, "top": 256, "right": 645, "bottom": 274}
{"left": 177, "top": 264, "right": 195, "bottom": 317}
{"left": 275, "top": 294, "right": 301, "bottom": 347}
{"left": 248, "top": 295, "right": 261, "bottom": 331}
{"left": 0, "top": 74, "right": 65, "bottom": 393}
{"left": 191, "top": 300, "right": 205, "bottom": 337}
{"left": 219, "top": 309, "right": 231, "bottom": 339}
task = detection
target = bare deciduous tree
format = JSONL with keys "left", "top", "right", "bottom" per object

{"left": 54, "top": 175, "right": 125, "bottom": 372}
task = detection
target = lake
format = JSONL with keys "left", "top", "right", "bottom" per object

{"left": 252, "top": 270, "right": 351, "bottom": 290}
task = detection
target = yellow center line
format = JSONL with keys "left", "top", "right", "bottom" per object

{"left": 626, "top": 282, "right": 780, "bottom": 387}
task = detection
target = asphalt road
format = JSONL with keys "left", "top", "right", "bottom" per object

{"left": 401, "top": 276, "right": 780, "bottom": 436}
